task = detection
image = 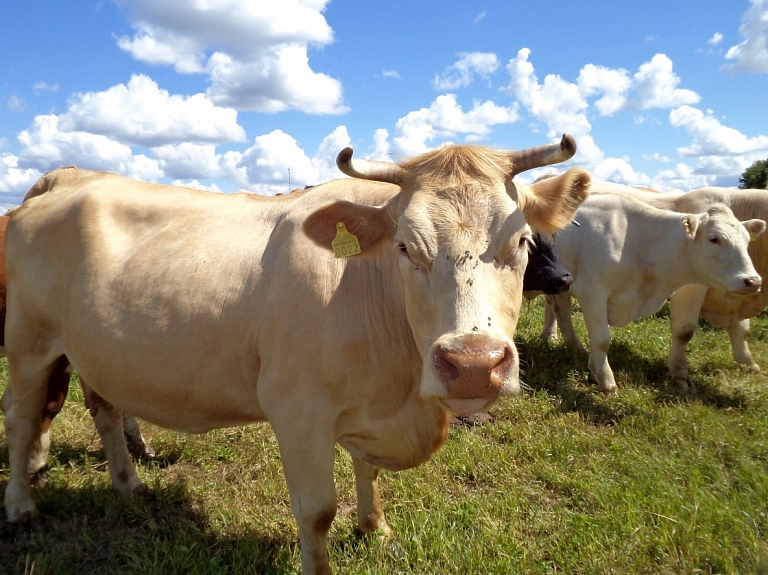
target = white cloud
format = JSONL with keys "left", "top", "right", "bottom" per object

{"left": 151, "top": 143, "right": 223, "bottom": 180}
{"left": 0, "top": 154, "right": 41, "bottom": 198}
{"left": 669, "top": 105, "right": 768, "bottom": 156}
{"left": 628, "top": 54, "right": 700, "bottom": 109}
{"left": 592, "top": 157, "right": 651, "bottom": 185}
{"left": 17, "top": 115, "right": 135, "bottom": 171}
{"left": 7, "top": 95, "right": 25, "bottom": 111}
{"left": 239, "top": 130, "right": 317, "bottom": 194}
{"left": 474, "top": 11, "right": 486, "bottom": 24}
{"left": 387, "top": 94, "right": 519, "bottom": 158}
{"left": 708, "top": 32, "right": 724, "bottom": 46}
{"left": 577, "top": 64, "right": 631, "bottom": 116}
{"left": 382, "top": 70, "right": 401, "bottom": 80}
{"left": 32, "top": 81, "right": 59, "bottom": 94}
{"left": 311, "top": 126, "right": 352, "bottom": 184}
{"left": 116, "top": 0, "right": 347, "bottom": 114}
{"left": 433, "top": 52, "right": 500, "bottom": 91}
{"left": 60, "top": 75, "right": 246, "bottom": 147}
{"left": 724, "top": 0, "right": 768, "bottom": 73}
{"left": 504, "top": 48, "right": 591, "bottom": 140}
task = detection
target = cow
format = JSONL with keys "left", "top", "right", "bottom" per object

{"left": 7, "top": 171, "right": 577, "bottom": 479}
{"left": 588, "top": 184, "right": 768, "bottom": 386}
{"left": 540, "top": 192, "right": 764, "bottom": 393}
{"left": 2, "top": 136, "right": 590, "bottom": 575}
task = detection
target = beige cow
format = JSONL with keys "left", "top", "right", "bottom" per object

{"left": 542, "top": 192, "right": 764, "bottom": 393}
{"left": 3, "top": 136, "right": 589, "bottom": 575}
{"left": 589, "top": 184, "right": 768, "bottom": 386}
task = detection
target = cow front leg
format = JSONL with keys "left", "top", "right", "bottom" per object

{"left": 541, "top": 295, "right": 558, "bottom": 341}
{"left": 352, "top": 456, "right": 391, "bottom": 539}
{"left": 668, "top": 285, "right": 708, "bottom": 388}
{"left": 576, "top": 294, "right": 616, "bottom": 393}
{"left": 270, "top": 414, "right": 337, "bottom": 575}
{"left": 81, "top": 382, "right": 146, "bottom": 494}
{"left": 727, "top": 318, "right": 759, "bottom": 372}
{"left": 546, "top": 293, "right": 586, "bottom": 352}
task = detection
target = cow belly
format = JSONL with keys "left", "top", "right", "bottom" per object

{"left": 606, "top": 292, "right": 670, "bottom": 327}
{"left": 64, "top": 340, "right": 265, "bottom": 434}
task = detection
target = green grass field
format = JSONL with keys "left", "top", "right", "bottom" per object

{"left": 2, "top": 298, "right": 768, "bottom": 574}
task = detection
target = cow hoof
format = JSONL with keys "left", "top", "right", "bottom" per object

{"left": 672, "top": 376, "right": 690, "bottom": 390}
{"left": 5, "top": 501, "right": 38, "bottom": 524}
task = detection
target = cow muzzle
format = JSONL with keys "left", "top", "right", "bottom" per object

{"left": 432, "top": 334, "right": 517, "bottom": 416}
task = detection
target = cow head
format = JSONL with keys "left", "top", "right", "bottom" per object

{"left": 683, "top": 203, "right": 765, "bottom": 294}
{"left": 522, "top": 231, "right": 573, "bottom": 296}
{"left": 303, "top": 135, "right": 590, "bottom": 416}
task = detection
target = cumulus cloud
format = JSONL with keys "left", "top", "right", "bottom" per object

{"left": 0, "top": 153, "right": 41, "bottom": 199}
{"left": 724, "top": 0, "right": 768, "bottom": 73}
{"left": 669, "top": 105, "right": 768, "bottom": 156}
{"left": 628, "top": 54, "right": 700, "bottom": 109}
{"left": 383, "top": 94, "right": 519, "bottom": 158}
{"left": 60, "top": 75, "right": 246, "bottom": 147}
{"left": 577, "top": 64, "right": 631, "bottom": 116}
{"left": 115, "top": 0, "right": 347, "bottom": 114}
{"left": 433, "top": 52, "right": 500, "bottom": 91}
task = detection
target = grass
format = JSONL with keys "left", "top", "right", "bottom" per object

{"left": 2, "top": 298, "right": 768, "bottom": 574}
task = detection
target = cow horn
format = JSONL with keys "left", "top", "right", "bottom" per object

{"left": 510, "top": 134, "right": 577, "bottom": 177}
{"left": 336, "top": 147, "right": 404, "bottom": 185}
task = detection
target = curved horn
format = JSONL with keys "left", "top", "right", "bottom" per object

{"left": 510, "top": 133, "right": 577, "bottom": 177}
{"left": 336, "top": 147, "right": 404, "bottom": 185}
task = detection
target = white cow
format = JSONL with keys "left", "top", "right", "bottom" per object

{"left": 542, "top": 192, "right": 764, "bottom": 393}
{"left": 3, "top": 136, "right": 589, "bottom": 575}
{"left": 589, "top": 184, "right": 768, "bottom": 386}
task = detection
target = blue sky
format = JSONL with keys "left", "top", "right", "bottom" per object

{"left": 1, "top": 0, "right": 767, "bottom": 208}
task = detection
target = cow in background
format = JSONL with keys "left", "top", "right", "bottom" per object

{"left": 589, "top": 183, "right": 768, "bottom": 386}
{"left": 542, "top": 192, "right": 764, "bottom": 393}
{"left": 4, "top": 136, "right": 589, "bottom": 575}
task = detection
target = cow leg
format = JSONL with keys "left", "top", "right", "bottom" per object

{"left": 270, "top": 413, "right": 337, "bottom": 575}
{"left": 541, "top": 295, "right": 558, "bottom": 341}
{"left": 576, "top": 293, "right": 616, "bottom": 393}
{"left": 668, "top": 285, "right": 708, "bottom": 388}
{"left": 27, "top": 356, "right": 73, "bottom": 477}
{"left": 727, "top": 318, "right": 759, "bottom": 372}
{"left": 81, "top": 381, "right": 146, "bottom": 494}
{"left": 546, "top": 293, "right": 587, "bottom": 352}
{"left": 3, "top": 353, "right": 64, "bottom": 522}
{"left": 352, "top": 456, "right": 391, "bottom": 538}
{"left": 122, "top": 414, "right": 156, "bottom": 459}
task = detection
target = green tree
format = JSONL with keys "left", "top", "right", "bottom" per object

{"left": 739, "top": 158, "right": 768, "bottom": 189}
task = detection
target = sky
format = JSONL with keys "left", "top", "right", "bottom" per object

{"left": 1, "top": 0, "right": 768, "bottom": 210}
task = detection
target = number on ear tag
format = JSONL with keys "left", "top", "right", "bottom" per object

{"left": 332, "top": 222, "right": 361, "bottom": 258}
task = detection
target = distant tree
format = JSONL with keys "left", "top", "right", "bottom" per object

{"left": 739, "top": 158, "right": 768, "bottom": 189}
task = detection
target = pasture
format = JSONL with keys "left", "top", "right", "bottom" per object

{"left": 2, "top": 297, "right": 768, "bottom": 574}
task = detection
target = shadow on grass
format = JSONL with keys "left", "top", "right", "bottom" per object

{"left": 0, "top": 479, "right": 296, "bottom": 575}
{"left": 516, "top": 335, "right": 752, "bottom": 424}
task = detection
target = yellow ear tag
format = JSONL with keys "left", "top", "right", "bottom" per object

{"left": 332, "top": 222, "right": 361, "bottom": 258}
{"left": 750, "top": 231, "right": 758, "bottom": 242}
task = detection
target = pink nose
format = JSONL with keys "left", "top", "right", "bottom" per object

{"left": 433, "top": 335, "right": 515, "bottom": 398}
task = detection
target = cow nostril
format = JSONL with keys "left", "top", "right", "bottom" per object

{"left": 745, "top": 277, "right": 763, "bottom": 288}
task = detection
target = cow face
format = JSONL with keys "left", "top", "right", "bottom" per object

{"left": 523, "top": 232, "right": 573, "bottom": 295}
{"left": 304, "top": 137, "right": 590, "bottom": 417}
{"left": 684, "top": 204, "right": 765, "bottom": 294}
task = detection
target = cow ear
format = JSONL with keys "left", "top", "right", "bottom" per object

{"left": 742, "top": 218, "right": 766, "bottom": 242}
{"left": 516, "top": 168, "right": 591, "bottom": 234}
{"left": 682, "top": 215, "right": 699, "bottom": 237}
{"left": 303, "top": 200, "right": 395, "bottom": 254}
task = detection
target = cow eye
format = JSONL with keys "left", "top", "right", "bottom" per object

{"left": 709, "top": 235, "right": 721, "bottom": 245}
